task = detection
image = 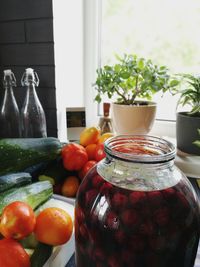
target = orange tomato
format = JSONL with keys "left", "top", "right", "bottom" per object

{"left": 0, "top": 201, "right": 36, "bottom": 240}
{"left": 62, "top": 143, "right": 88, "bottom": 171}
{"left": 0, "top": 238, "right": 30, "bottom": 267}
{"left": 34, "top": 207, "right": 73, "bottom": 246}
{"left": 85, "top": 143, "right": 97, "bottom": 160}
{"left": 98, "top": 132, "right": 114, "bottom": 144}
{"left": 80, "top": 126, "right": 101, "bottom": 147}
{"left": 78, "top": 160, "right": 97, "bottom": 180}
{"left": 61, "top": 176, "right": 80, "bottom": 197}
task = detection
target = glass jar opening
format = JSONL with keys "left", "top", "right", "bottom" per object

{"left": 104, "top": 135, "right": 176, "bottom": 164}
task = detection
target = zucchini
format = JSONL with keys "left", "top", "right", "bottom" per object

{"left": 0, "top": 181, "right": 53, "bottom": 214}
{"left": 24, "top": 162, "right": 49, "bottom": 181}
{"left": 0, "top": 172, "right": 32, "bottom": 193}
{"left": 30, "top": 242, "right": 53, "bottom": 267}
{"left": 0, "top": 137, "right": 62, "bottom": 175}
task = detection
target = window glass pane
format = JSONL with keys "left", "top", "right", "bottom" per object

{"left": 101, "top": 0, "right": 200, "bottom": 120}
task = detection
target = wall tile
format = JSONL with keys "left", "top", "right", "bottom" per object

{"left": 0, "top": 44, "right": 54, "bottom": 65}
{"left": 14, "top": 87, "right": 56, "bottom": 110}
{"left": 0, "top": 21, "right": 25, "bottom": 44}
{"left": 26, "top": 19, "right": 53, "bottom": 43}
{"left": 47, "top": 128, "right": 58, "bottom": 138}
{"left": 45, "top": 108, "right": 57, "bottom": 131}
{"left": 0, "top": 0, "right": 53, "bottom": 21}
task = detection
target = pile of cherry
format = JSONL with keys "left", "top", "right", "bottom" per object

{"left": 75, "top": 169, "right": 199, "bottom": 267}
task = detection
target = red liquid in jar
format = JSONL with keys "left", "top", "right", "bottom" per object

{"left": 75, "top": 168, "right": 199, "bottom": 267}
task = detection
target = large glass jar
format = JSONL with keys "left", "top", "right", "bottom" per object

{"left": 75, "top": 135, "right": 200, "bottom": 267}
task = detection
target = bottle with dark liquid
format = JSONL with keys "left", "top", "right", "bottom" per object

{"left": 0, "top": 70, "right": 21, "bottom": 138}
{"left": 21, "top": 68, "right": 47, "bottom": 138}
{"left": 98, "top": 102, "right": 113, "bottom": 134}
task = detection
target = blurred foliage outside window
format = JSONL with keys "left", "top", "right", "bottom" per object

{"left": 101, "top": 0, "right": 200, "bottom": 120}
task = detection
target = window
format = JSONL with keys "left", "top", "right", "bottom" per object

{"left": 54, "top": 1, "right": 200, "bottom": 139}
{"left": 100, "top": 0, "right": 200, "bottom": 121}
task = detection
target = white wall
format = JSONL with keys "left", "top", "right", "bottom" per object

{"left": 52, "top": 0, "right": 84, "bottom": 141}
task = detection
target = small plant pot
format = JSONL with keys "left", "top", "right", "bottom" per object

{"left": 111, "top": 101, "right": 157, "bottom": 135}
{"left": 176, "top": 112, "right": 200, "bottom": 155}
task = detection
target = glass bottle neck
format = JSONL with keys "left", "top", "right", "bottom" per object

{"left": 27, "top": 83, "right": 36, "bottom": 92}
{"left": 4, "top": 85, "right": 14, "bottom": 94}
{"left": 25, "top": 83, "right": 40, "bottom": 101}
{"left": 3, "top": 85, "right": 16, "bottom": 102}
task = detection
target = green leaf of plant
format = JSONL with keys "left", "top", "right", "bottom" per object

{"left": 120, "top": 72, "right": 130, "bottom": 79}
{"left": 137, "top": 59, "right": 144, "bottom": 70}
{"left": 193, "top": 140, "right": 200, "bottom": 148}
{"left": 170, "top": 80, "right": 180, "bottom": 87}
{"left": 94, "top": 94, "right": 102, "bottom": 103}
{"left": 114, "top": 64, "right": 121, "bottom": 73}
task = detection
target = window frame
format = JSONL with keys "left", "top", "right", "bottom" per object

{"left": 83, "top": 0, "right": 176, "bottom": 138}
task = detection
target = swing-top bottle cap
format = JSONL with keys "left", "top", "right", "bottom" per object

{"left": 21, "top": 68, "right": 39, "bottom": 86}
{"left": 4, "top": 69, "right": 12, "bottom": 76}
{"left": 25, "top": 68, "right": 34, "bottom": 75}
{"left": 3, "top": 69, "right": 16, "bottom": 87}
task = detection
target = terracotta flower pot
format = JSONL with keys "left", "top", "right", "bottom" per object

{"left": 176, "top": 112, "right": 200, "bottom": 156}
{"left": 110, "top": 101, "right": 157, "bottom": 135}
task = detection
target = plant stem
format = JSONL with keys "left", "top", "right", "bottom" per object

{"left": 114, "top": 87, "right": 129, "bottom": 104}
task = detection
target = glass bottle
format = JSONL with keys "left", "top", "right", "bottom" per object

{"left": 0, "top": 69, "right": 21, "bottom": 138}
{"left": 21, "top": 68, "right": 47, "bottom": 137}
{"left": 98, "top": 103, "right": 113, "bottom": 134}
{"left": 75, "top": 135, "right": 200, "bottom": 267}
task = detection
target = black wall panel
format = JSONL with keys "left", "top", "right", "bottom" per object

{"left": 26, "top": 19, "right": 54, "bottom": 43}
{"left": 0, "top": 0, "right": 53, "bottom": 21}
{"left": 0, "top": 21, "right": 25, "bottom": 44}
{"left": 0, "top": 44, "right": 54, "bottom": 65}
{"left": 0, "top": 0, "right": 57, "bottom": 137}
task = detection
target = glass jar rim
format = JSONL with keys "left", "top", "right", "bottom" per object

{"left": 104, "top": 135, "right": 176, "bottom": 164}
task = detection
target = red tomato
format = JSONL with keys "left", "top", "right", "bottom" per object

{"left": 78, "top": 160, "right": 97, "bottom": 180}
{"left": 0, "top": 201, "right": 36, "bottom": 240}
{"left": 95, "top": 143, "right": 106, "bottom": 162}
{"left": 0, "top": 238, "right": 30, "bottom": 267}
{"left": 62, "top": 143, "right": 88, "bottom": 171}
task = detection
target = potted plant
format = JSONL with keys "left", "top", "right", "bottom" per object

{"left": 94, "top": 54, "right": 178, "bottom": 134}
{"left": 176, "top": 74, "right": 200, "bottom": 155}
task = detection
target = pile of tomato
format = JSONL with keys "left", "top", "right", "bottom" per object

{"left": 60, "top": 127, "right": 114, "bottom": 198}
{"left": 0, "top": 201, "right": 73, "bottom": 267}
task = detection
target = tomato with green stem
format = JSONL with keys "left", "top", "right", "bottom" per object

{"left": 0, "top": 201, "right": 36, "bottom": 240}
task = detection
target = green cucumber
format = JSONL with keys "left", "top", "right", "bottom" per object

{"left": 0, "top": 137, "right": 62, "bottom": 175}
{"left": 30, "top": 242, "right": 53, "bottom": 267}
{"left": 0, "top": 181, "right": 53, "bottom": 214}
{"left": 0, "top": 172, "right": 32, "bottom": 193}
